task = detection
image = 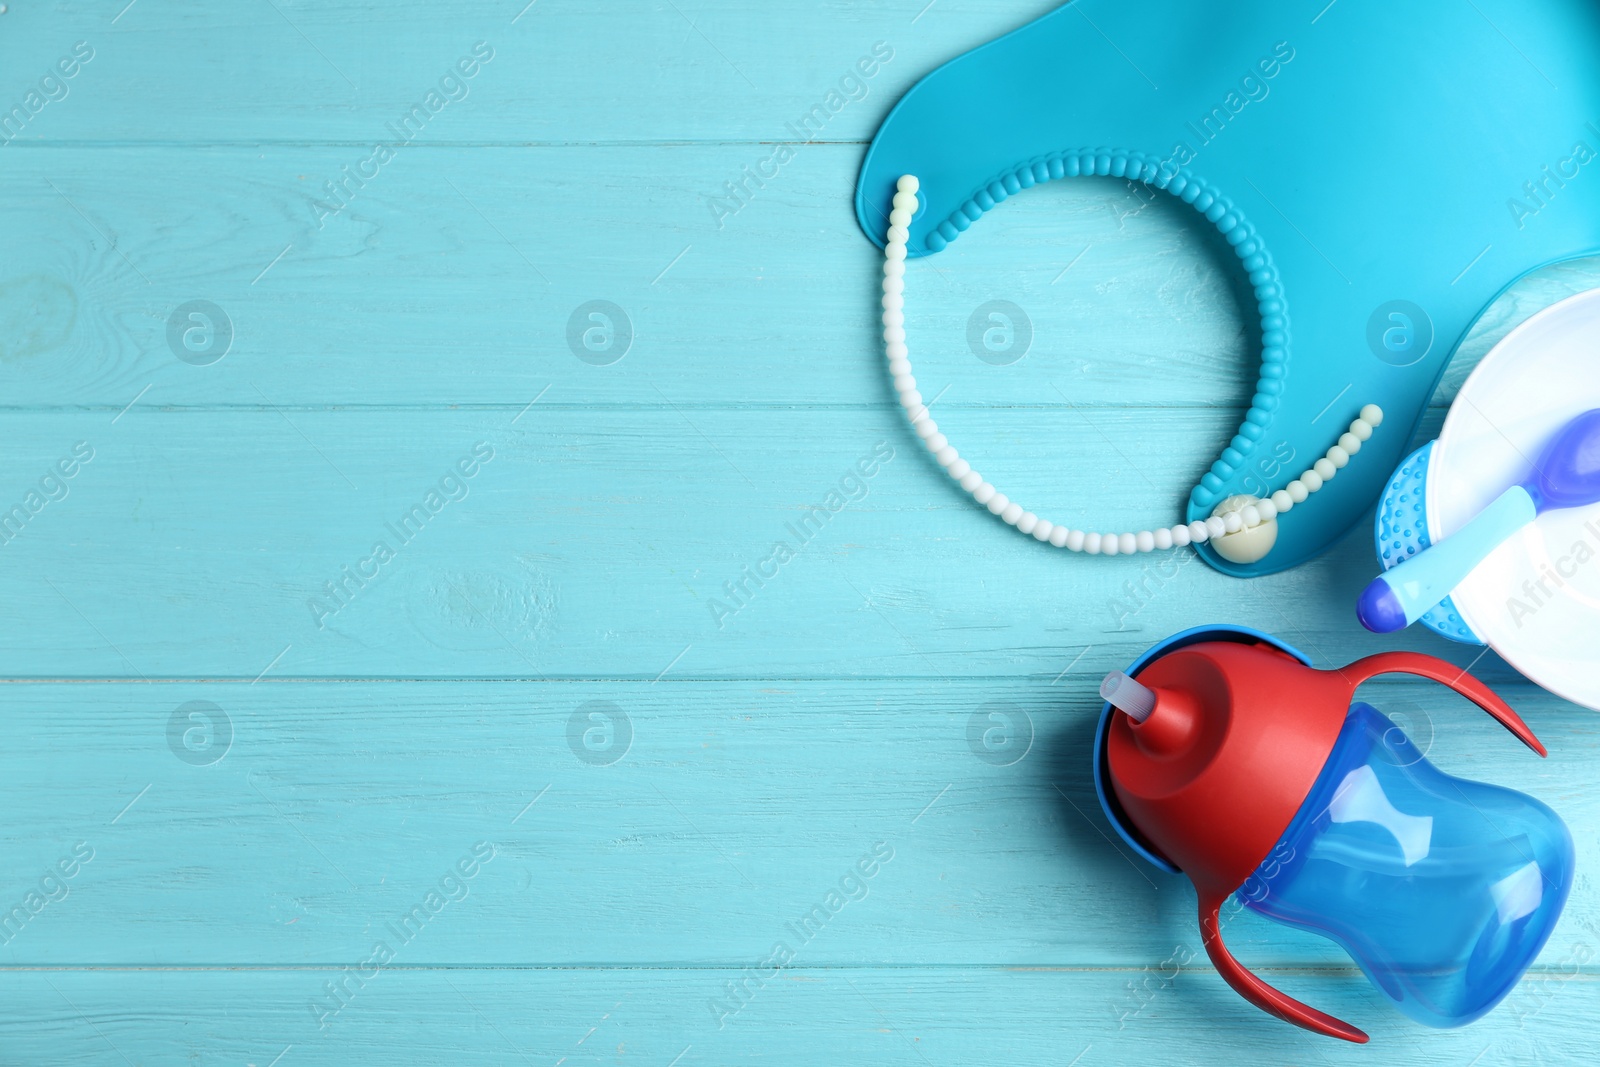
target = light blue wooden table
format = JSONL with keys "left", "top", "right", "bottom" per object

{"left": 2, "top": 2, "right": 1598, "bottom": 1063}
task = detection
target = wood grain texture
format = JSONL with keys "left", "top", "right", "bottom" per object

{"left": 2, "top": 1, "right": 1598, "bottom": 1064}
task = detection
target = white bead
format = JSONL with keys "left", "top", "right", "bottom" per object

{"left": 1223, "top": 511, "right": 1243, "bottom": 534}
{"left": 1066, "top": 529, "right": 1086, "bottom": 551}
{"left": 925, "top": 433, "right": 948, "bottom": 452}
{"left": 973, "top": 482, "right": 996, "bottom": 504}
{"left": 1084, "top": 533, "right": 1103, "bottom": 554}
{"left": 1348, "top": 418, "right": 1372, "bottom": 442}
{"left": 1017, "top": 512, "right": 1038, "bottom": 535}
{"left": 1189, "top": 520, "right": 1210, "bottom": 543}
{"left": 1271, "top": 489, "right": 1293, "bottom": 513}
{"left": 1286, "top": 481, "right": 1308, "bottom": 503}
{"left": 888, "top": 208, "right": 912, "bottom": 228}
{"left": 1313, "top": 458, "right": 1336, "bottom": 480}
{"left": 1301, "top": 470, "right": 1324, "bottom": 492}
{"left": 1240, "top": 505, "right": 1262, "bottom": 528}
{"left": 1052, "top": 526, "right": 1073, "bottom": 549}
{"left": 1326, "top": 446, "right": 1349, "bottom": 468}
{"left": 985, "top": 492, "right": 1008, "bottom": 514}
{"left": 1206, "top": 516, "right": 1227, "bottom": 539}
{"left": 881, "top": 290, "right": 903, "bottom": 310}
{"left": 896, "top": 175, "right": 920, "bottom": 194}
{"left": 886, "top": 243, "right": 906, "bottom": 263}
{"left": 883, "top": 276, "right": 904, "bottom": 295}
{"left": 1255, "top": 498, "right": 1277, "bottom": 520}
{"left": 883, "top": 259, "right": 904, "bottom": 278}
{"left": 886, "top": 341, "right": 908, "bottom": 360}
{"left": 882, "top": 309, "right": 904, "bottom": 328}
{"left": 1338, "top": 432, "right": 1361, "bottom": 454}
{"left": 894, "top": 374, "right": 916, "bottom": 393}
{"left": 1119, "top": 532, "right": 1138, "bottom": 555}
{"left": 889, "top": 358, "right": 911, "bottom": 376}
{"left": 959, "top": 470, "right": 983, "bottom": 492}
{"left": 1101, "top": 534, "right": 1119, "bottom": 556}
{"left": 1032, "top": 519, "right": 1053, "bottom": 541}
{"left": 935, "top": 446, "right": 958, "bottom": 467}
{"left": 1001, "top": 502, "right": 1024, "bottom": 525}
{"left": 1360, "top": 404, "right": 1383, "bottom": 427}
{"left": 915, "top": 418, "right": 940, "bottom": 439}
{"left": 900, "top": 392, "right": 923, "bottom": 411}
{"left": 883, "top": 325, "right": 905, "bottom": 344}
{"left": 1170, "top": 524, "right": 1190, "bottom": 547}
{"left": 1137, "top": 530, "right": 1156, "bottom": 553}
{"left": 948, "top": 459, "right": 971, "bottom": 479}
{"left": 887, "top": 226, "right": 909, "bottom": 244}
{"left": 892, "top": 191, "right": 918, "bottom": 212}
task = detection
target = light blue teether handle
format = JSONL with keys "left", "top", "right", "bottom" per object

{"left": 1358, "top": 487, "right": 1536, "bottom": 632}
{"left": 1359, "top": 408, "right": 1600, "bottom": 633}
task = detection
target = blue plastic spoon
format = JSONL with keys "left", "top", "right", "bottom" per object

{"left": 1358, "top": 409, "right": 1600, "bottom": 633}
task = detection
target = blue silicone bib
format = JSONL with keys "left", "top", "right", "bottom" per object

{"left": 857, "top": 0, "right": 1600, "bottom": 576}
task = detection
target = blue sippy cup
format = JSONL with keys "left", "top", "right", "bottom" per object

{"left": 1095, "top": 626, "right": 1575, "bottom": 1042}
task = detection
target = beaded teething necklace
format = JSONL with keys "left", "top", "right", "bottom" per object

{"left": 878, "top": 175, "right": 1384, "bottom": 564}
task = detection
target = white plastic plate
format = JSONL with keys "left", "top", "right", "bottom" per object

{"left": 1431, "top": 287, "right": 1600, "bottom": 710}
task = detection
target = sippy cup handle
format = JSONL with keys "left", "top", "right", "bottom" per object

{"left": 1198, "top": 891, "right": 1369, "bottom": 1043}
{"left": 1339, "top": 650, "right": 1546, "bottom": 756}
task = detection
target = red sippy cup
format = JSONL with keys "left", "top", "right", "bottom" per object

{"left": 1092, "top": 625, "right": 1572, "bottom": 1042}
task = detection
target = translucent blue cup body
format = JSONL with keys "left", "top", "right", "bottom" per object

{"left": 1237, "top": 703, "right": 1574, "bottom": 1027}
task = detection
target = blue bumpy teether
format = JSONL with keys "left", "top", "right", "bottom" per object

{"left": 857, "top": 0, "right": 1600, "bottom": 576}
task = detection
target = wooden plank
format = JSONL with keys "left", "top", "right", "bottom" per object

{"left": 0, "top": 1, "right": 1053, "bottom": 144}
{"left": 1, "top": 144, "right": 1590, "bottom": 409}
{"left": 0, "top": 404, "right": 1558, "bottom": 680}
{"left": 0, "top": 965, "right": 1594, "bottom": 1065}
{"left": 0, "top": 678, "right": 1591, "bottom": 966}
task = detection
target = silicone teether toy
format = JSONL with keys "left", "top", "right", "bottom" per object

{"left": 858, "top": 0, "right": 1600, "bottom": 577}
{"left": 1093, "top": 626, "right": 1573, "bottom": 1042}
{"left": 1359, "top": 409, "right": 1600, "bottom": 632}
